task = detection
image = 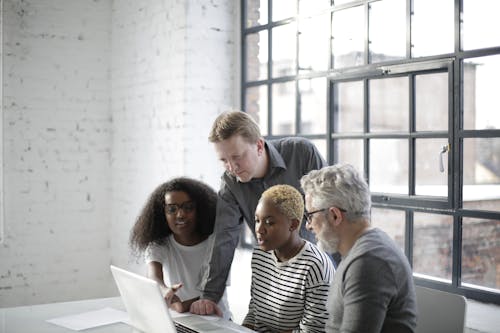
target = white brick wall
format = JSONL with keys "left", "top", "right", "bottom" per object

{"left": 0, "top": 0, "right": 238, "bottom": 307}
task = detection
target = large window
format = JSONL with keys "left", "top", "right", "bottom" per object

{"left": 242, "top": 0, "right": 500, "bottom": 304}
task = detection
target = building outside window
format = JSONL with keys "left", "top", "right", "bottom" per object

{"left": 242, "top": 0, "right": 500, "bottom": 304}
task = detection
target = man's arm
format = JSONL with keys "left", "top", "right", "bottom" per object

{"left": 339, "top": 257, "right": 396, "bottom": 333}
{"left": 199, "top": 189, "right": 243, "bottom": 303}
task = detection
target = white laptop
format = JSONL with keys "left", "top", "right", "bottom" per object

{"left": 110, "top": 265, "right": 255, "bottom": 333}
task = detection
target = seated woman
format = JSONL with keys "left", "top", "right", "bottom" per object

{"left": 129, "top": 177, "right": 231, "bottom": 319}
{"left": 243, "top": 184, "right": 334, "bottom": 333}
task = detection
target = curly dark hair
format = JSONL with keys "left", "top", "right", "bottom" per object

{"left": 129, "top": 177, "right": 217, "bottom": 256}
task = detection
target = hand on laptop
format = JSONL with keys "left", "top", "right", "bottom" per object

{"left": 189, "top": 299, "right": 223, "bottom": 317}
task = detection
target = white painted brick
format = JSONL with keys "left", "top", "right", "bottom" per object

{"left": 0, "top": 0, "right": 237, "bottom": 307}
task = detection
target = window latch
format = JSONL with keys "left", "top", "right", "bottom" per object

{"left": 439, "top": 144, "right": 450, "bottom": 173}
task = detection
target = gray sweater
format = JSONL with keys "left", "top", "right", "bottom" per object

{"left": 326, "top": 228, "right": 417, "bottom": 333}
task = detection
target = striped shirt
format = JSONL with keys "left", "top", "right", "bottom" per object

{"left": 243, "top": 241, "right": 334, "bottom": 333}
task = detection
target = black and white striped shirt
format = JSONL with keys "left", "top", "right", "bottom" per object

{"left": 243, "top": 241, "right": 334, "bottom": 333}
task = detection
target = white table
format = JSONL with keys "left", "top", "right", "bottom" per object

{"left": 0, "top": 297, "right": 135, "bottom": 333}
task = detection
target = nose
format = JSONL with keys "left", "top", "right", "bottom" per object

{"left": 255, "top": 222, "right": 264, "bottom": 235}
{"left": 306, "top": 221, "right": 314, "bottom": 231}
{"left": 226, "top": 160, "right": 238, "bottom": 173}
{"left": 176, "top": 208, "right": 185, "bottom": 218}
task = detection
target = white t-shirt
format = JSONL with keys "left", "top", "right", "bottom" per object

{"left": 145, "top": 234, "right": 232, "bottom": 319}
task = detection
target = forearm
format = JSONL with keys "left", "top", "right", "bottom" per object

{"left": 201, "top": 226, "right": 240, "bottom": 301}
{"left": 201, "top": 191, "right": 243, "bottom": 302}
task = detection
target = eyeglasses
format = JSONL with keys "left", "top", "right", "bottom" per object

{"left": 304, "top": 207, "right": 347, "bottom": 224}
{"left": 304, "top": 208, "right": 327, "bottom": 224}
{"left": 164, "top": 201, "right": 196, "bottom": 215}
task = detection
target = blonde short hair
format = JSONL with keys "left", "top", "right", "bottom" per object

{"left": 260, "top": 184, "right": 304, "bottom": 223}
{"left": 208, "top": 111, "right": 261, "bottom": 144}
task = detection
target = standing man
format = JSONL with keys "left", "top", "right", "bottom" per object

{"left": 190, "top": 111, "right": 327, "bottom": 316}
{"left": 300, "top": 164, "right": 417, "bottom": 333}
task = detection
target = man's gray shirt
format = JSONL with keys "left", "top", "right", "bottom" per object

{"left": 327, "top": 228, "right": 417, "bottom": 333}
{"left": 201, "top": 137, "right": 327, "bottom": 302}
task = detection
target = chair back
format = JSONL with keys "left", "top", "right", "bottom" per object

{"left": 415, "top": 285, "right": 467, "bottom": 333}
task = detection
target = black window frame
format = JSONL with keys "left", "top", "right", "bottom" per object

{"left": 241, "top": 0, "right": 500, "bottom": 305}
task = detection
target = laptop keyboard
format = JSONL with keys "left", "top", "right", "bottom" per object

{"left": 174, "top": 322, "right": 199, "bottom": 333}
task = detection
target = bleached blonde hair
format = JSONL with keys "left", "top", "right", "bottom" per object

{"left": 260, "top": 184, "right": 304, "bottom": 223}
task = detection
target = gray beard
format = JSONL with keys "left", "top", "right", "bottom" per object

{"left": 318, "top": 237, "right": 339, "bottom": 254}
{"left": 317, "top": 223, "right": 340, "bottom": 254}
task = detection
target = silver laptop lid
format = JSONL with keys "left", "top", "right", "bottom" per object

{"left": 110, "top": 265, "right": 177, "bottom": 333}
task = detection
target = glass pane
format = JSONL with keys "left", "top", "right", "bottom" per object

{"left": 371, "top": 208, "right": 405, "bottom": 251}
{"left": 413, "top": 212, "right": 453, "bottom": 282}
{"left": 298, "top": 14, "right": 330, "bottom": 72}
{"left": 334, "top": 139, "right": 364, "bottom": 173}
{"left": 272, "top": 23, "right": 297, "bottom": 78}
{"left": 464, "top": 55, "right": 500, "bottom": 130}
{"left": 462, "top": 217, "right": 500, "bottom": 292}
{"left": 334, "top": 0, "right": 355, "bottom": 6}
{"left": 415, "top": 138, "right": 449, "bottom": 196}
{"left": 411, "top": 0, "right": 454, "bottom": 57}
{"left": 245, "top": 85, "right": 268, "bottom": 136}
{"left": 299, "top": 78, "right": 326, "bottom": 135}
{"left": 299, "top": 0, "right": 331, "bottom": 15}
{"left": 463, "top": 138, "right": 500, "bottom": 212}
{"left": 415, "top": 72, "right": 448, "bottom": 131}
{"left": 369, "top": 139, "right": 409, "bottom": 194}
{"left": 272, "top": 0, "right": 297, "bottom": 22}
{"left": 311, "top": 139, "right": 327, "bottom": 162}
{"left": 272, "top": 81, "right": 296, "bottom": 135}
{"left": 246, "top": 31, "right": 268, "bottom": 82}
{"left": 463, "top": 0, "right": 500, "bottom": 50}
{"left": 369, "top": 0, "right": 406, "bottom": 63}
{"left": 246, "top": 0, "right": 268, "bottom": 28}
{"left": 369, "top": 77, "right": 409, "bottom": 132}
{"left": 333, "top": 80, "right": 364, "bottom": 133}
{"left": 332, "top": 6, "right": 364, "bottom": 69}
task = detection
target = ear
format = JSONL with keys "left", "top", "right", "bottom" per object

{"left": 256, "top": 138, "right": 265, "bottom": 156}
{"left": 289, "top": 218, "right": 300, "bottom": 232}
{"left": 328, "top": 207, "right": 343, "bottom": 226}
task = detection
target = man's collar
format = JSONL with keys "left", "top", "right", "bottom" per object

{"left": 265, "top": 140, "right": 287, "bottom": 171}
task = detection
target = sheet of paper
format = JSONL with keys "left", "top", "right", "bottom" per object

{"left": 46, "top": 307, "right": 129, "bottom": 331}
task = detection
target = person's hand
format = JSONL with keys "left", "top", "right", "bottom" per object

{"left": 189, "top": 299, "right": 223, "bottom": 317}
{"left": 160, "top": 283, "right": 185, "bottom": 312}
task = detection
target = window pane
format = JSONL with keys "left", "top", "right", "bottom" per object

{"left": 369, "top": 139, "right": 409, "bottom": 194}
{"left": 333, "top": 80, "right": 364, "bottom": 133}
{"left": 369, "top": 77, "right": 409, "bottom": 132}
{"left": 245, "top": 85, "right": 268, "bottom": 136}
{"left": 415, "top": 138, "right": 449, "bottom": 196}
{"left": 415, "top": 72, "right": 448, "bottom": 131}
{"left": 311, "top": 139, "right": 327, "bottom": 162}
{"left": 463, "top": 0, "right": 500, "bottom": 50}
{"left": 299, "top": 0, "right": 331, "bottom": 15}
{"left": 272, "top": 0, "right": 297, "bottom": 22}
{"left": 272, "top": 81, "right": 296, "bottom": 135}
{"left": 369, "top": 0, "right": 406, "bottom": 63}
{"left": 464, "top": 55, "right": 500, "bottom": 130}
{"left": 413, "top": 212, "right": 453, "bottom": 282}
{"left": 246, "top": 31, "right": 268, "bottom": 82}
{"left": 246, "top": 0, "right": 268, "bottom": 28}
{"left": 299, "top": 78, "right": 326, "bottom": 135}
{"left": 298, "top": 14, "right": 330, "bottom": 73}
{"left": 272, "top": 23, "right": 297, "bottom": 78}
{"left": 371, "top": 208, "right": 405, "bottom": 251}
{"left": 333, "top": 139, "right": 364, "bottom": 173}
{"left": 332, "top": 6, "right": 364, "bottom": 69}
{"left": 463, "top": 138, "right": 500, "bottom": 212}
{"left": 411, "top": 0, "right": 454, "bottom": 57}
{"left": 462, "top": 217, "right": 500, "bottom": 291}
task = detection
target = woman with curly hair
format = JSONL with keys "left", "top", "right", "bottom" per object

{"left": 130, "top": 177, "right": 231, "bottom": 318}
